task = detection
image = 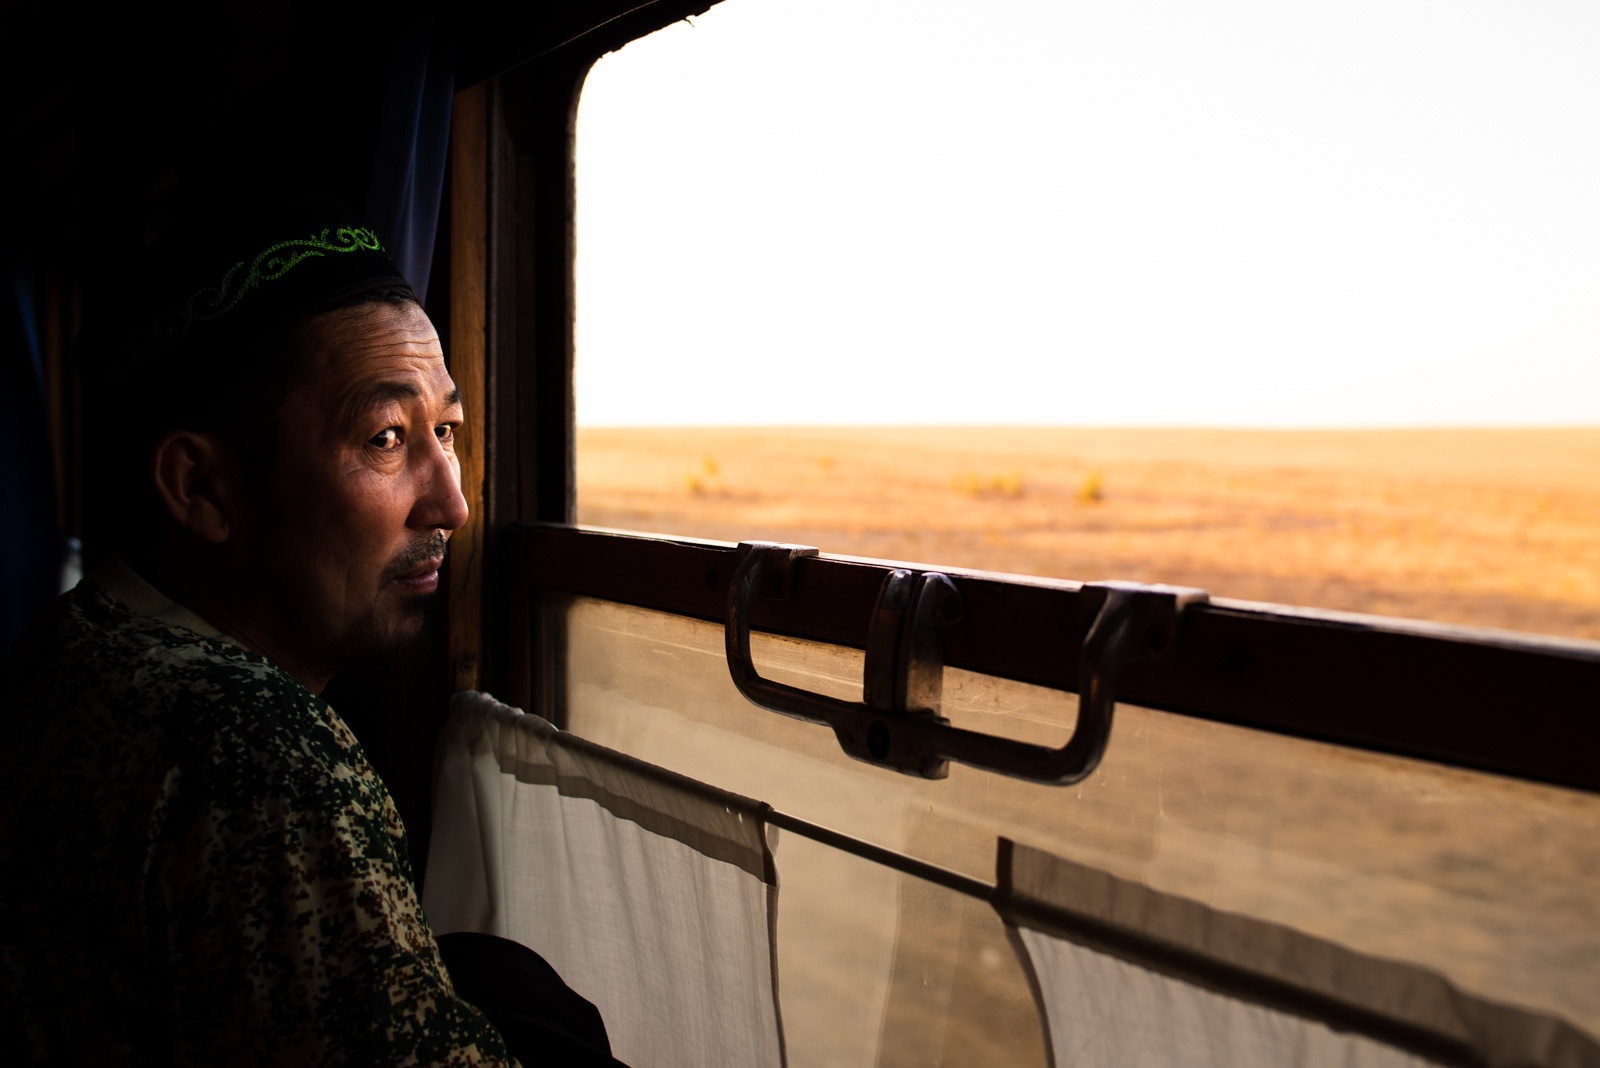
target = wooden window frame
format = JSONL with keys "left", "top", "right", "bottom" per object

{"left": 452, "top": 0, "right": 1600, "bottom": 798}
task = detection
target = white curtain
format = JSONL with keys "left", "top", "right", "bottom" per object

{"left": 994, "top": 840, "right": 1599, "bottom": 1068}
{"left": 424, "top": 692, "right": 785, "bottom": 1068}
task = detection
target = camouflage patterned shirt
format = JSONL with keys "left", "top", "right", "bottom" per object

{"left": 0, "top": 560, "right": 517, "bottom": 1065}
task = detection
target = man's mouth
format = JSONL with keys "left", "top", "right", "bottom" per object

{"left": 391, "top": 558, "right": 444, "bottom": 592}
{"left": 385, "top": 536, "right": 449, "bottom": 593}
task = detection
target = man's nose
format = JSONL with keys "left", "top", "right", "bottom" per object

{"left": 410, "top": 435, "right": 470, "bottom": 532}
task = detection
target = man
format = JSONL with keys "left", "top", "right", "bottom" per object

{"left": 0, "top": 202, "right": 613, "bottom": 1064}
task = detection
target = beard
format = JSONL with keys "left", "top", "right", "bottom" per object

{"left": 320, "top": 535, "right": 449, "bottom": 752}
{"left": 337, "top": 530, "right": 450, "bottom": 670}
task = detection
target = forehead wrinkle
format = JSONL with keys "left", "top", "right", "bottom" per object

{"left": 332, "top": 375, "right": 462, "bottom": 433}
{"left": 337, "top": 380, "right": 423, "bottom": 429}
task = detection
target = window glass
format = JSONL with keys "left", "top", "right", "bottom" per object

{"left": 564, "top": 595, "right": 1600, "bottom": 1048}
{"left": 575, "top": 0, "right": 1600, "bottom": 638}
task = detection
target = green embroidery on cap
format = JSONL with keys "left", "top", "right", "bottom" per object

{"left": 145, "top": 226, "right": 386, "bottom": 350}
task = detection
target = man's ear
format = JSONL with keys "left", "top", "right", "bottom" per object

{"left": 151, "top": 431, "right": 235, "bottom": 543}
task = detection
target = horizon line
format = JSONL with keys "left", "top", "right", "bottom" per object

{"left": 577, "top": 422, "right": 1600, "bottom": 432}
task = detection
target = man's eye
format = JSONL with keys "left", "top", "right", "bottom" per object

{"left": 370, "top": 428, "right": 402, "bottom": 449}
{"left": 435, "top": 424, "right": 456, "bottom": 445}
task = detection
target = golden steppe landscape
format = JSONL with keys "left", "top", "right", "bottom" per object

{"left": 577, "top": 426, "right": 1600, "bottom": 641}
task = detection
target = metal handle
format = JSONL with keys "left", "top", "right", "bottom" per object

{"left": 725, "top": 541, "right": 1207, "bottom": 784}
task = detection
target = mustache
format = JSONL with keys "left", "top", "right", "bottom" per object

{"left": 384, "top": 531, "right": 449, "bottom": 582}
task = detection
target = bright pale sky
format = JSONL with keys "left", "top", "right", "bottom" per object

{"left": 575, "top": 0, "right": 1600, "bottom": 427}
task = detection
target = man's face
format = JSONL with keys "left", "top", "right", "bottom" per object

{"left": 240, "top": 300, "right": 468, "bottom": 680}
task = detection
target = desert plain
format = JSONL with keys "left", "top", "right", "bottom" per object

{"left": 578, "top": 425, "right": 1600, "bottom": 641}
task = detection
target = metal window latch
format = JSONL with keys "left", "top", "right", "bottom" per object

{"left": 725, "top": 541, "right": 1208, "bottom": 785}
{"left": 855, "top": 567, "right": 963, "bottom": 777}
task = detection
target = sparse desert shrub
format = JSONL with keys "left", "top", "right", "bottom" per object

{"left": 950, "top": 470, "right": 1024, "bottom": 498}
{"left": 1078, "top": 471, "right": 1104, "bottom": 503}
{"left": 685, "top": 456, "right": 722, "bottom": 496}
{"left": 949, "top": 473, "right": 980, "bottom": 496}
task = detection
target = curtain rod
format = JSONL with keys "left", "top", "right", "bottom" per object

{"left": 764, "top": 808, "right": 995, "bottom": 902}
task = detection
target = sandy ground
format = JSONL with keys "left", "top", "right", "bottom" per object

{"left": 578, "top": 426, "right": 1600, "bottom": 640}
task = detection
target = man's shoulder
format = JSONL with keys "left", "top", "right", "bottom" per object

{"left": 3, "top": 578, "right": 311, "bottom": 728}
{"left": 0, "top": 579, "right": 352, "bottom": 812}
{"left": 0, "top": 573, "right": 384, "bottom": 862}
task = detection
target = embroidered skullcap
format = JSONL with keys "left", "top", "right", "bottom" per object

{"left": 77, "top": 198, "right": 410, "bottom": 386}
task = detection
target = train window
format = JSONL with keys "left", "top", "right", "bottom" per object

{"left": 573, "top": 0, "right": 1600, "bottom": 640}
{"left": 506, "top": 1, "right": 1600, "bottom": 1061}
